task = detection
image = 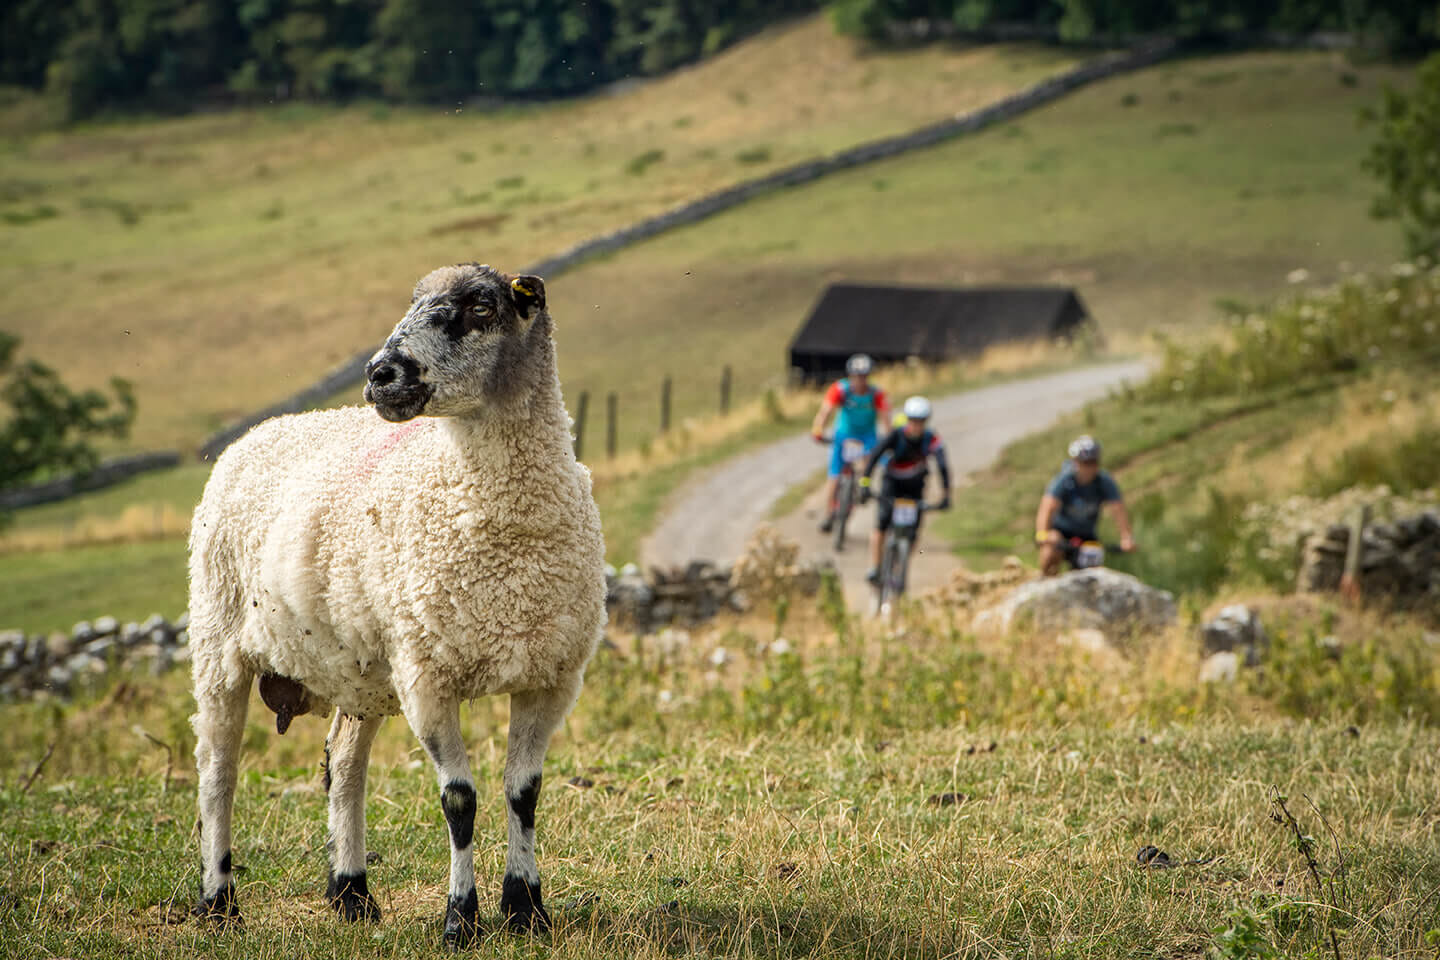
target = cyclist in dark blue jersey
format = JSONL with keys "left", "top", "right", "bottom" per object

{"left": 1035, "top": 435, "right": 1136, "bottom": 575}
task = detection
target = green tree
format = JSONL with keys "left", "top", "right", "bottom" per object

{"left": 1362, "top": 52, "right": 1440, "bottom": 258}
{"left": 0, "top": 332, "right": 137, "bottom": 492}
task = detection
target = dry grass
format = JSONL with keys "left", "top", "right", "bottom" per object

{"left": 1, "top": 586, "right": 1437, "bottom": 959}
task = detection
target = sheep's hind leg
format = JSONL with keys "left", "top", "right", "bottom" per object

{"left": 403, "top": 695, "right": 480, "bottom": 949}
{"left": 192, "top": 671, "right": 253, "bottom": 924}
{"left": 500, "top": 681, "right": 579, "bottom": 933}
{"left": 323, "top": 710, "right": 384, "bottom": 922}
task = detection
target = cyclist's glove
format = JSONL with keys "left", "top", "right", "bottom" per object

{"left": 858, "top": 476, "right": 872, "bottom": 503}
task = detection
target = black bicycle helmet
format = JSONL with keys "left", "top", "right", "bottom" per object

{"left": 1067, "top": 435, "right": 1101, "bottom": 462}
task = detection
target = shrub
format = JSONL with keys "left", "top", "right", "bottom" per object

{"left": 1144, "top": 263, "right": 1440, "bottom": 402}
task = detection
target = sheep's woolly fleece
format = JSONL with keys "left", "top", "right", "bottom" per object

{"left": 188, "top": 373, "right": 606, "bottom": 717}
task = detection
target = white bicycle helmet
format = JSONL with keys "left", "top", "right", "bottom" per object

{"left": 1068, "top": 435, "right": 1102, "bottom": 461}
{"left": 903, "top": 396, "right": 932, "bottom": 420}
{"left": 846, "top": 354, "right": 873, "bottom": 376}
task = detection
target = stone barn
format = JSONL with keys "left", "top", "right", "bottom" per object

{"left": 787, "top": 283, "right": 1092, "bottom": 384}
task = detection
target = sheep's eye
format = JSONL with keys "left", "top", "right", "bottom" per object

{"left": 471, "top": 303, "right": 493, "bottom": 318}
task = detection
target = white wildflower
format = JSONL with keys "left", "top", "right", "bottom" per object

{"left": 770, "top": 638, "right": 792, "bottom": 656}
{"left": 709, "top": 647, "right": 731, "bottom": 667}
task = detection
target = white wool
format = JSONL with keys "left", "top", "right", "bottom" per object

{"left": 187, "top": 369, "right": 606, "bottom": 718}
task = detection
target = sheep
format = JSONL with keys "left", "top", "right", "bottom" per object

{"left": 187, "top": 262, "right": 606, "bottom": 947}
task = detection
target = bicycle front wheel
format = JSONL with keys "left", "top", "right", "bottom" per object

{"left": 889, "top": 536, "right": 911, "bottom": 599}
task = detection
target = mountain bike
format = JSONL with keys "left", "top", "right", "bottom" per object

{"left": 820, "top": 435, "right": 869, "bottom": 552}
{"left": 1060, "top": 537, "right": 1129, "bottom": 570}
{"left": 872, "top": 496, "right": 940, "bottom": 616}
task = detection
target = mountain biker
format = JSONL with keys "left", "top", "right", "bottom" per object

{"left": 1035, "top": 435, "right": 1135, "bottom": 576}
{"left": 812, "top": 354, "right": 890, "bottom": 533}
{"left": 857, "top": 396, "right": 951, "bottom": 585}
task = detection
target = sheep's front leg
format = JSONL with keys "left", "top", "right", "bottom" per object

{"left": 192, "top": 671, "right": 253, "bottom": 923}
{"left": 323, "top": 710, "right": 384, "bottom": 921}
{"left": 500, "top": 682, "right": 578, "bottom": 932}
{"left": 403, "top": 695, "right": 480, "bottom": 949}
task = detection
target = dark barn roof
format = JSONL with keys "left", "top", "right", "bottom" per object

{"left": 788, "top": 284, "right": 1091, "bottom": 383}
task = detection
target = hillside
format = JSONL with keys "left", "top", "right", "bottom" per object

{"left": 0, "top": 15, "right": 1075, "bottom": 452}
{"left": 545, "top": 49, "right": 1408, "bottom": 452}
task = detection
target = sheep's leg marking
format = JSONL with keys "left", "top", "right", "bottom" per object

{"left": 500, "top": 684, "right": 575, "bottom": 932}
{"left": 323, "top": 710, "right": 383, "bottom": 922}
{"left": 192, "top": 671, "right": 252, "bottom": 923}
{"left": 405, "top": 697, "right": 479, "bottom": 949}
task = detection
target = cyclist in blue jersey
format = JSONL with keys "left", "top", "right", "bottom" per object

{"left": 1035, "top": 435, "right": 1136, "bottom": 575}
{"left": 811, "top": 354, "right": 890, "bottom": 533}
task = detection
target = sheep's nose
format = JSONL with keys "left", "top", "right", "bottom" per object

{"left": 367, "top": 357, "right": 401, "bottom": 387}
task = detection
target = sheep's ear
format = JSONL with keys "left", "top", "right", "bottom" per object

{"left": 509, "top": 275, "right": 546, "bottom": 319}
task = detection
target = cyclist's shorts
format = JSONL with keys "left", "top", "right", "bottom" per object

{"left": 829, "top": 432, "right": 877, "bottom": 477}
{"left": 875, "top": 476, "right": 927, "bottom": 530}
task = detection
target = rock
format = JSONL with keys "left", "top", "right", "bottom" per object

{"left": 974, "top": 569, "right": 1177, "bottom": 642}
{"left": 45, "top": 665, "right": 73, "bottom": 694}
{"left": 84, "top": 638, "right": 116, "bottom": 662}
{"left": 0, "top": 630, "right": 24, "bottom": 652}
{"left": 141, "top": 613, "right": 167, "bottom": 633}
{"left": 175, "top": 629, "right": 189, "bottom": 647}
{"left": 1199, "top": 604, "right": 1267, "bottom": 665}
{"left": 1199, "top": 651, "right": 1240, "bottom": 684}
{"left": 172, "top": 645, "right": 192, "bottom": 663}
{"left": 93, "top": 616, "right": 119, "bottom": 637}
{"left": 48, "top": 632, "right": 73, "bottom": 659}
{"left": 71, "top": 621, "right": 96, "bottom": 645}
{"left": 1056, "top": 628, "right": 1113, "bottom": 655}
{"left": 120, "top": 622, "right": 143, "bottom": 647}
{"left": 174, "top": 611, "right": 189, "bottom": 630}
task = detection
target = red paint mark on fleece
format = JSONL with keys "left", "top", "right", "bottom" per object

{"left": 354, "top": 421, "right": 426, "bottom": 481}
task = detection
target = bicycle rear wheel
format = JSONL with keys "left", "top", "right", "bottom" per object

{"left": 833, "top": 474, "right": 854, "bottom": 552}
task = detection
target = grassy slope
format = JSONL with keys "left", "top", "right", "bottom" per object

{"left": 544, "top": 49, "right": 1407, "bottom": 453}
{"left": 0, "top": 16, "right": 1075, "bottom": 452}
{"left": 1, "top": 613, "right": 1437, "bottom": 959}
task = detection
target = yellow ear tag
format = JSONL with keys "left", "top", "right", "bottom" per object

{"left": 511, "top": 278, "right": 535, "bottom": 297}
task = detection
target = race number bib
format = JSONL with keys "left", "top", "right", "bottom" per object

{"left": 1077, "top": 542, "right": 1105, "bottom": 568}
{"left": 841, "top": 438, "right": 866, "bottom": 463}
{"left": 892, "top": 498, "right": 919, "bottom": 527}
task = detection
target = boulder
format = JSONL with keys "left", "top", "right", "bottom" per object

{"left": 1199, "top": 604, "right": 1267, "bottom": 665}
{"left": 93, "top": 616, "right": 119, "bottom": 637}
{"left": 974, "top": 568, "right": 1177, "bottom": 642}
{"left": 1199, "top": 651, "right": 1240, "bottom": 684}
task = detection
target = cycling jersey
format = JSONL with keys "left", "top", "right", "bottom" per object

{"left": 826, "top": 379, "right": 887, "bottom": 439}
{"left": 865, "top": 427, "right": 948, "bottom": 482}
{"left": 1045, "top": 463, "right": 1122, "bottom": 540}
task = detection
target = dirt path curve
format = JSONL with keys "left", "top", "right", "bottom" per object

{"left": 642, "top": 361, "right": 1149, "bottom": 608}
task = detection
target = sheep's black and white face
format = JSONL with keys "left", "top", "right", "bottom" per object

{"left": 364, "top": 263, "right": 549, "bottom": 423}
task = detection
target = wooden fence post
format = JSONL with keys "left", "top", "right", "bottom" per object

{"left": 660, "top": 377, "right": 672, "bottom": 433}
{"left": 1340, "top": 503, "right": 1370, "bottom": 603}
{"left": 573, "top": 390, "right": 589, "bottom": 459}
{"left": 606, "top": 391, "right": 618, "bottom": 459}
{"left": 720, "top": 365, "right": 732, "bottom": 416}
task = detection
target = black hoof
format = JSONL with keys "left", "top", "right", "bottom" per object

{"left": 500, "top": 874, "right": 551, "bottom": 933}
{"left": 327, "top": 870, "right": 381, "bottom": 922}
{"left": 443, "top": 888, "right": 479, "bottom": 950}
{"left": 193, "top": 881, "right": 241, "bottom": 926}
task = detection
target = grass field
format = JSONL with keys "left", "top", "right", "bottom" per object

{"left": 2, "top": 590, "right": 1438, "bottom": 959}
{"left": 0, "top": 15, "right": 1076, "bottom": 453}
{"left": 544, "top": 48, "right": 1410, "bottom": 454}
